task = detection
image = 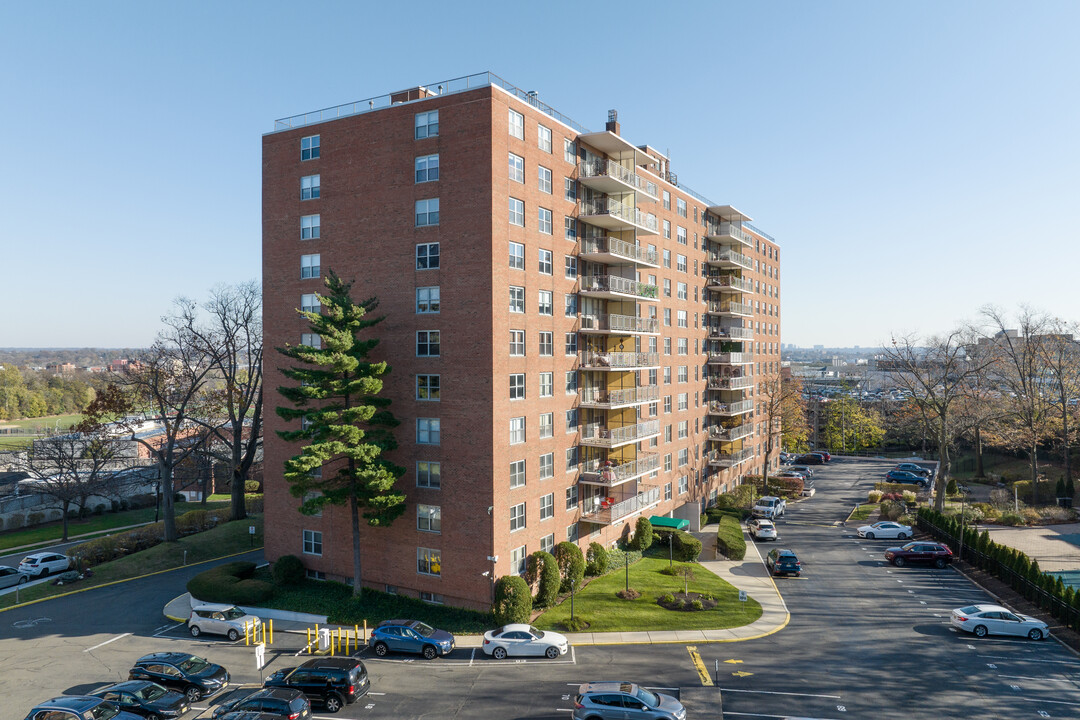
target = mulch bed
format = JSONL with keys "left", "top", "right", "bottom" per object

{"left": 657, "top": 591, "right": 718, "bottom": 612}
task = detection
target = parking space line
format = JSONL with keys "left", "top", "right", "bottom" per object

{"left": 1018, "top": 697, "right": 1080, "bottom": 706}
{"left": 979, "top": 655, "right": 1080, "bottom": 666}
{"left": 84, "top": 633, "right": 131, "bottom": 652}
{"left": 152, "top": 622, "right": 184, "bottom": 637}
{"left": 717, "top": 688, "right": 842, "bottom": 699}
{"left": 997, "top": 675, "right": 1077, "bottom": 684}
{"left": 724, "top": 713, "right": 843, "bottom": 720}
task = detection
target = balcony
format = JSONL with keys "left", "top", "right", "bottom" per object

{"left": 581, "top": 486, "right": 662, "bottom": 525}
{"left": 579, "top": 235, "right": 660, "bottom": 267}
{"left": 578, "top": 159, "right": 660, "bottom": 202}
{"left": 705, "top": 248, "right": 753, "bottom": 271}
{"left": 707, "top": 351, "right": 754, "bottom": 366}
{"left": 579, "top": 313, "right": 660, "bottom": 335}
{"left": 707, "top": 399, "right": 754, "bottom": 416}
{"left": 578, "top": 198, "right": 659, "bottom": 235}
{"left": 579, "top": 274, "right": 659, "bottom": 302}
{"left": 706, "top": 448, "right": 756, "bottom": 468}
{"left": 707, "top": 325, "right": 754, "bottom": 341}
{"left": 706, "top": 275, "right": 754, "bottom": 294}
{"left": 707, "top": 422, "right": 754, "bottom": 442}
{"left": 579, "top": 384, "right": 660, "bottom": 409}
{"left": 707, "top": 376, "right": 754, "bottom": 391}
{"left": 706, "top": 221, "right": 755, "bottom": 247}
{"left": 580, "top": 453, "right": 661, "bottom": 487}
{"left": 706, "top": 301, "right": 753, "bottom": 317}
{"left": 579, "top": 350, "right": 660, "bottom": 371}
{"left": 580, "top": 420, "right": 661, "bottom": 448}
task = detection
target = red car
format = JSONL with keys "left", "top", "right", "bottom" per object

{"left": 884, "top": 542, "right": 953, "bottom": 568}
{"left": 810, "top": 451, "right": 831, "bottom": 462}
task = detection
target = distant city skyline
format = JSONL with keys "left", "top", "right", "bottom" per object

{"left": 2, "top": 1, "right": 1078, "bottom": 348}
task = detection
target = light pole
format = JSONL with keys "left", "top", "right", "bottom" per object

{"left": 668, "top": 532, "right": 673, "bottom": 568}
{"left": 625, "top": 550, "right": 630, "bottom": 592}
{"left": 958, "top": 486, "right": 971, "bottom": 563}
{"left": 570, "top": 578, "right": 576, "bottom": 621}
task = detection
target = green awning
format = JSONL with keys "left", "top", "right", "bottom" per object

{"left": 649, "top": 515, "right": 689, "bottom": 530}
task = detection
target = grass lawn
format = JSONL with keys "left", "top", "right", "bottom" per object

{"left": 0, "top": 515, "right": 263, "bottom": 610}
{"left": 2, "top": 414, "right": 85, "bottom": 431}
{"left": 849, "top": 503, "right": 878, "bottom": 523}
{"left": 0, "top": 501, "right": 230, "bottom": 553}
{"left": 534, "top": 557, "right": 762, "bottom": 633}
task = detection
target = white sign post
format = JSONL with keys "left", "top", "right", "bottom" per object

{"left": 255, "top": 642, "right": 266, "bottom": 670}
{"left": 739, "top": 590, "right": 747, "bottom": 602}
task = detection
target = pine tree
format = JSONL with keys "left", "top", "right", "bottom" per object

{"left": 276, "top": 270, "right": 406, "bottom": 596}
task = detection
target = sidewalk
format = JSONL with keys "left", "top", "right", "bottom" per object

{"left": 163, "top": 528, "right": 790, "bottom": 647}
{"left": 1, "top": 521, "right": 158, "bottom": 556}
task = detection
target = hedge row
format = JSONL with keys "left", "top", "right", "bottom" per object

{"left": 186, "top": 561, "right": 274, "bottom": 604}
{"left": 654, "top": 529, "right": 702, "bottom": 561}
{"left": 715, "top": 515, "right": 747, "bottom": 561}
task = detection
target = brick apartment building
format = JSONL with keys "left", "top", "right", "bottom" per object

{"left": 262, "top": 72, "right": 783, "bottom": 610}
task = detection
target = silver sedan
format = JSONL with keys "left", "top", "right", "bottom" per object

{"left": 857, "top": 521, "right": 912, "bottom": 540}
{"left": 0, "top": 565, "right": 30, "bottom": 589}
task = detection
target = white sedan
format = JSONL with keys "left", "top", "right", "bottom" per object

{"left": 857, "top": 521, "right": 912, "bottom": 540}
{"left": 482, "top": 624, "right": 569, "bottom": 659}
{"left": 951, "top": 604, "right": 1049, "bottom": 640}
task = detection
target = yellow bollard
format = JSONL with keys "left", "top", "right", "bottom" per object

{"left": 269, "top": 619, "right": 274, "bottom": 646}
{"left": 306, "top": 628, "right": 311, "bottom": 654}
{"left": 363, "top": 619, "right": 367, "bottom": 644}
{"left": 355, "top": 625, "right": 360, "bottom": 651}
{"left": 245, "top": 622, "right": 250, "bottom": 646}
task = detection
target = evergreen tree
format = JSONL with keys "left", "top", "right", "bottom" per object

{"left": 276, "top": 271, "right": 406, "bottom": 596}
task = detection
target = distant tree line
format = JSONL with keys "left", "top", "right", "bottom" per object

{"left": 0, "top": 365, "right": 100, "bottom": 421}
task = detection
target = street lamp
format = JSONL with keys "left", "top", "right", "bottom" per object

{"left": 570, "top": 577, "right": 576, "bottom": 621}
{"left": 958, "top": 485, "right": 971, "bottom": 563}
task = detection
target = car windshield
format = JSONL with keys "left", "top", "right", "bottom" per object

{"left": 178, "top": 656, "right": 210, "bottom": 673}
{"left": 413, "top": 622, "right": 435, "bottom": 637}
{"left": 222, "top": 607, "right": 246, "bottom": 620}
{"left": 959, "top": 605, "right": 982, "bottom": 614}
{"left": 635, "top": 687, "right": 660, "bottom": 706}
{"left": 89, "top": 703, "right": 120, "bottom": 720}
{"left": 528, "top": 626, "right": 544, "bottom": 639}
{"left": 135, "top": 685, "right": 167, "bottom": 701}
{"left": 901, "top": 543, "right": 917, "bottom": 551}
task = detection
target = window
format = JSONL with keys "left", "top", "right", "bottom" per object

{"left": 539, "top": 413, "right": 554, "bottom": 438}
{"left": 539, "top": 372, "right": 553, "bottom": 397}
{"left": 565, "top": 371, "right": 578, "bottom": 393}
{"left": 664, "top": 367, "right": 672, "bottom": 384}
{"left": 664, "top": 337, "right": 672, "bottom": 355}
{"left": 538, "top": 207, "right": 553, "bottom": 234}
{"left": 677, "top": 226, "right": 687, "bottom": 246}
{"left": 301, "top": 214, "right": 320, "bottom": 239}
{"left": 564, "top": 138, "right": 576, "bottom": 163}
{"left": 565, "top": 485, "right": 578, "bottom": 510}
{"left": 538, "top": 124, "right": 552, "bottom": 152}
{"left": 678, "top": 393, "right": 688, "bottom": 411}
{"left": 511, "top": 545, "right": 527, "bottom": 575}
{"left": 510, "top": 373, "right": 526, "bottom": 400}
{"left": 677, "top": 197, "right": 687, "bottom": 217}
{"left": 417, "top": 461, "right": 440, "bottom": 489}
{"left": 538, "top": 166, "right": 552, "bottom": 193}
{"left": 510, "top": 330, "right": 525, "bottom": 355}
{"left": 300, "top": 253, "right": 320, "bottom": 279}
{"left": 420, "top": 591, "right": 443, "bottom": 604}
{"left": 678, "top": 420, "right": 688, "bottom": 439}
{"left": 539, "top": 248, "right": 553, "bottom": 274}
{"left": 415, "top": 111, "right": 439, "bottom": 139}
{"left": 564, "top": 177, "right": 576, "bottom": 201}
{"left": 664, "top": 454, "right": 672, "bottom": 471}
{"left": 415, "top": 154, "right": 439, "bottom": 183}
{"left": 564, "top": 293, "right": 577, "bottom": 317}
{"left": 417, "top": 418, "right": 440, "bottom": 445}
{"left": 509, "top": 242, "right": 525, "bottom": 269}
{"left": 509, "top": 286, "right": 525, "bottom": 313}
{"left": 677, "top": 311, "right": 687, "bottom": 328}
{"left": 301, "top": 174, "right": 320, "bottom": 200}
{"left": 508, "top": 152, "right": 525, "bottom": 183}
{"left": 677, "top": 254, "right": 687, "bottom": 273}
{"left": 509, "top": 197, "right": 525, "bottom": 226}
{"left": 417, "top": 547, "right": 441, "bottom": 576}
{"left": 678, "top": 364, "right": 688, "bottom": 381}
{"left": 678, "top": 448, "right": 689, "bottom": 466}
{"left": 416, "top": 286, "right": 440, "bottom": 313}
{"left": 567, "top": 523, "right": 579, "bottom": 542}
{"left": 662, "top": 190, "right": 671, "bottom": 210}
{"left": 510, "top": 502, "right": 526, "bottom": 531}
{"left": 415, "top": 198, "right": 439, "bottom": 226}
{"left": 665, "top": 482, "right": 672, "bottom": 500}
{"left": 510, "top": 459, "right": 526, "bottom": 488}
{"left": 677, "top": 282, "right": 687, "bottom": 300}
{"left": 416, "top": 242, "right": 439, "bottom": 269}
{"left": 664, "top": 308, "right": 671, "bottom": 327}
{"left": 663, "top": 219, "right": 671, "bottom": 239}
{"left": 565, "top": 408, "right": 578, "bottom": 432}
{"left": 564, "top": 216, "right": 577, "bottom": 240}
{"left": 665, "top": 425, "right": 672, "bottom": 442}
{"left": 539, "top": 290, "right": 553, "bottom": 315}
{"left": 508, "top": 108, "right": 524, "bottom": 139}
{"left": 416, "top": 330, "right": 440, "bottom": 356}
{"left": 564, "top": 255, "right": 578, "bottom": 278}
{"left": 418, "top": 504, "right": 441, "bottom": 533}
{"left": 565, "top": 446, "right": 580, "bottom": 471}
{"left": 510, "top": 416, "right": 526, "bottom": 444}
{"left": 679, "top": 475, "right": 689, "bottom": 494}
{"left": 540, "top": 493, "right": 554, "bottom": 520}
{"left": 301, "top": 135, "right": 320, "bottom": 161}
{"left": 564, "top": 332, "right": 577, "bottom": 355}
{"left": 301, "top": 333, "right": 321, "bottom": 349}
{"left": 416, "top": 374, "right": 440, "bottom": 400}
{"left": 302, "top": 529, "right": 322, "bottom": 555}
{"left": 663, "top": 249, "right": 671, "bottom": 268}
{"left": 301, "top": 293, "right": 320, "bottom": 314}
{"left": 539, "top": 452, "right": 554, "bottom": 479}
{"left": 663, "top": 279, "right": 671, "bottom": 298}
{"left": 539, "top": 332, "right": 553, "bottom": 356}
{"left": 541, "top": 533, "right": 555, "bottom": 554}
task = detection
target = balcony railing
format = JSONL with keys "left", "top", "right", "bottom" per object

{"left": 707, "top": 376, "right": 754, "bottom": 390}
{"left": 580, "top": 453, "right": 661, "bottom": 486}
{"left": 707, "top": 422, "right": 754, "bottom": 442}
{"left": 580, "top": 274, "right": 659, "bottom": 300}
{"left": 579, "top": 351, "right": 660, "bottom": 370}
{"left": 582, "top": 486, "right": 662, "bottom": 524}
{"left": 579, "top": 385, "right": 660, "bottom": 407}
{"left": 579, "top": 313, "right": 660, "bottom": 335}
{"left": 707, "top": 301, "right": 753, "bottom": 316}
{"left": 707, "top": 399, "right": 755, "bottom": 415}
{"left": 706, "top": 275, "right": 754, "bottom": 293}
{"left": 707, "top": 325, "right": 754, "bottom": 341}
{"left": 705, "top": 249, "right": 753, "bottom": 270}
{"left": 579, "top": 235, "right": 659, "bottom": 266}
{"left": 706, "top": 221, "right": 755, "bottom": 246}
{"left": 580, "top": 420, "right": 661, "bottom": 448}
{"left": 578, "top": 159, "right": 660, "bottom": 201}
{"left": 707, "top": 351, "right": 753, "bottom": 365}
{"left": 579, "top": 198, "right": 659, "bottom": 233}
{"left": 706, "top": 448, "right": 756, "bottom": 468}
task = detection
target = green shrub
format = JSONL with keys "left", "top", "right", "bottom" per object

{"left": 175, "top": 509, "right": 224, "bottom": 536}
{"left": 244, "top": 480, "right": 261, "bottom": 492}
{"left": 670, "top": 530, "right": 702, "bottom": 561}
{"left": 902, "top": 490, "right": 916, "bottom": 505}
{"left": 715, "top": 515, "right": 747, "bottom": 560}
{"left": 715, "top": 485, "right": 755, "bottom": 509}
{"left": 999, "top": 511, "right": 1025, "bottom": 526}
{"left": 630, "top": 517, "right": 654, "bottom": 551}
{"left": 493, "top": 575, "right": 532, "bottom": 625}
{"left": 585, "top": 542, "right": 608, "bottom": 576}
{"left": 186, "top": 561, "right": 273, "bottom": 604}
{"left": 879, "top": 500, "right": 905, "bottom": 521}
{"left": 690, "top": 598, "right": 704, "bottom": 610}
{"left": 27, "top": 512, "right": 46, "bottom": 526}
{"left": 867, "top": 490, "right": 884, "bottom": 503}
{"left": 129, "top": 493, "right": 156, "bottom": 510}
{"left": 93, "top": 504, "right": 107, "bottom": 515}
{"left": 705, "top": 506, "right": 751, "bottom": 523}
{"left": 606, "top": 547, "right": 642, "bottom": 571}
{"left": 946, "top": 478, "right": 958, "bottom": 495}
{"left": 562, "top": 616, "right": 589, "bottom": 632}
{"left": 554, "top": 542, "right": 586, "bottom": 593}
{"left": 245, "top": 495, "right": 264, "bottom": 514}
{"left": 272, "top": 555, "right": 306, "bottom": 586}
{"left": 526, "top": 551, "right": 560, "bottom": 607}
{"left": 1012, "top": 478, "right": 1058, "bottom": 504}
{"left": 875, "top": 482, "right": 913, "bottom": 494}
{"left": 659, "top": 593, "right": 675, "bottom": 605}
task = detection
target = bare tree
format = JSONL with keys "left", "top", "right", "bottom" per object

{"left": 757, "top": 373, "right": 804, "bottom": 487}
{"left": 1037, "top": 319, "right": 1080, "bottom": 484}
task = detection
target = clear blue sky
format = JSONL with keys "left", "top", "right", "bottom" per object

{"left": 2, "top": 1, "right": 1077, "bottom": 349}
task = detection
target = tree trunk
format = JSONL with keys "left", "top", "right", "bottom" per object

{"left": 974, "top": 426, "right": 984, "bottom": 478}
{"left": 350, "top": 491, "right": 363, "bottom": 596}
{"left": 161, "top": 462, "right": 178, "bottom": 542}
{"left": 934, "top": 425, "right": 949, "bottom": 512}
{"left": 1064, "top": 413, "right": 1072, "bottom": 483}
{"left": 1030, "top": 441, "right": 1039, "bottom": 507}
{"left": 61, "top": 500, "right": 70, "bottom": 542}
{"left": 231, "top": 466, "right": 247, "bottom": 521}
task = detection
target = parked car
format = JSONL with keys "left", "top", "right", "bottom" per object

{"left": 212, "top": 688, "right": 310, "bottom": 720}
{"left": 482, "top": 624, "right": 569, "bottom": 659}
{"left": 752, "top": 496, "right": 786, "bottom": 519}
{"left": 794, "top": 454, "right": 824, "bottom": 465}
{"left": 808, "top": 450, "right": 831, "bottom": 462}
{"left": 951, "top": 604, "right": 1049, "bottom": 640}
{"left": 0, "top": 565, "right": 30, "bottom": 589}
{"left": 369, "top": 619, "right": 455, "bottom": 659}
{"left": 90, "top": 680, "right": 190, "bottom": 719}
{"left": 22, "top": 696, "right": 143, "bottom": 720}
{"left": 774, "top": 470, "right": 807, "bottom": 481}
{"left": 885, "top": 470, "right": 929, "bottom": 487}
{"left": 788, "top": 465, "right": 814, "bottom": 477}
{"left": 18, "top": 552, "right": 70, "bottom": 578}
{"left": 263, "top": 656, "right": 369, "bottom": 713}
{"left": 188, "top": 603, "right": 262, "bottom": 641}
{"left": 128, "top": 653, "right": 229, "bottom": 703}
{"left": 747, "top": 518, "right": 778, "bottom": 541}
{"left": 765, "top": 548, "right": 802, "bottom": 576}
{"left": 857, "top": 521, "right": 912, "bottom": 540}
{"left": 893, "top": 462, "right": 933, "bottom": 477}
{"left": 884, "top": 542, "right": 953, "bottom": 568}
{"left": 572, "top": 682, "right": 685, "bottom": 720}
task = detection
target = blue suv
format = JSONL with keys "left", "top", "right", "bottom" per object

{"left": 369, "top": 619, "right": 454, "bottom": 659}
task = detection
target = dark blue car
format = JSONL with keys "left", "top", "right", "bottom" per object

{"left": 369, "top": 619, "right": 455, "bottom": 659}
{"left": 885, "top": 470, "right": 929, "bottom": 487}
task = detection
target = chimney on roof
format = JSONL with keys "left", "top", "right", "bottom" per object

{"left": 606, "top": 109, "right": 619, "bottom": 135}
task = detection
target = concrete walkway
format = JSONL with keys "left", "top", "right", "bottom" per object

{"left": 163, "top": 526, "right": 789, "bottom": 647}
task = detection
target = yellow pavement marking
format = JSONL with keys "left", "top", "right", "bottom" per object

{"left": 732, "top": 670, "right": 754, "bottom": 678}
{"left": 724, "top": 659, "right": 743, "bottom": 664}
{"left": 686, "top": 646, "right": 713, "bottom": 686}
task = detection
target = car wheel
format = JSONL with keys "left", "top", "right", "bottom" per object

{"left": 227, "top": 628, "right": 241, "bottom": 641}
{"left": 897, "top": 532, "right": 909, "bottom": 540}
{"left": 973, "top": 625, "right": 988, "bottom": 638}
{"left": 147, "top": 714, "right": 161, "bottom": 720}
{"left": 545, "top": 646, "right": 560, "bottom": 659}
{"left": 1028, "top": 628, "right": 1043, "bottom": 641}
{"left": 894, "top": 557, "right": 906, "bottom": 567}
{"left": 40, "top": 568, "right": 50, "bottom": 578}
{"left": 189, "top": 625, "right": 201, "bottom": 638}
{"left": 492, "top": 646, "right": 507, "bottom": 660}
{"left": 17, "top": 576, "right": 27, "bottom": 585}
{"left": 934, "top": 558, "right": 947, "bottom": 569}
{"left": 422, "top": 644, "right": 438, "bottom": 660}
{"left": 865, "top": 532, "right": 875, "bottom": 539}
{"left": 918, "top": 481, "right": 927, "bottom": 488}
{"left": 185, "top": 687, "right": 201, "bottom": 703}
{"left": 373, "top": 642, "right": 389, "bottom": 657}
{"left": 324, "top": 694, "right": 343, "bottom": 713}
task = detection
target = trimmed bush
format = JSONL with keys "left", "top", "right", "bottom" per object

{"left": 690, "top": 598, "right": 704, "bottom": 611}
{"left": 879, "top": 500, "right": 905, "bottom": 521}
{"left": 902, "top": 490, "right": 916, "bottom": 505}
{"left": 705, "top": 506, "right": 751, "bottom": 523}
{"left": 525, "top": 551, "right": 560, "bottom": 608}
{"left": 715, "top": 516, "right": 747, "bottom": 560}
{"left": 554, "top": 541, "right": 586, "bottom": 593}
{"left": 946, "top": 478, "right": 958, "bottom": 495}
{"left": 606, "top": 547, "right": 642, "bottom": 571}
{"left": 867, "top": 490, "right": 884, "bottom": 503}
{"left": 1012, "top": 478, "right": 1058, "bottom": 505}
{"left": 272, "top": 555, "right": 306, "bottom": 586}
{"left": 672, "top": 530, "right": 703, "bottom": 561}
{"left": 715, "top": 485, "right": 756, "bottom": 510}
{"left": 244, "top": 480, "right": 261, "bottom": 492}
{"left": 585, "top": 542, "right": 608, "bottom": 576}
{"left": 630, "top": 517, "right": 654, "bottom": 551}
{"left": 186, "top": 561, "right": 273, "bottom": 604}
{"left": 493, "top": 575, "right": 532, "bottom": 625}
{"left": 659, "top": 593, "right": 675, "bottom": 604}
{"left": 245, "top": 495, "right": 264, "bottom": 514}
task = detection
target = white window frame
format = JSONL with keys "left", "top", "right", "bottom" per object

{"left": 510, "top": 329, "right": 525, "bottom": 356}
{"left": 417, "top": 418, "right": 441, "bottom": 445}
{"left": 509, "top": 152, "right": 525, "bottom": 183}
{"left": 538, "top": 124, "right": 552, "bottom": 152}
{"left": 538, "top": 207, "right": 553, "bottom": 234}
{"left": 302, "top": 529, "right": 322, "bottom": 555}
{"left": 509, "top": 242, "right": 525, "bottom": 270}
{"left": 301, "top": 174, "right": 320, "bottom": 200}
{"left": 301, "top": 214, "right": 320, "bottom": 240}
{"left": 508, "top": 109, "right": 525, "bottom": 139}
{"left": 418, "top": 504, "right": 441, "bottom": 533}
{"left": 510, "top": 502, "right": 526, "bottom": 532}
{"left": 416, "top": 242, "right": 439, "bottom": 269}
{"left": 538, "top": 165, "right": 552, "bottom": 193}
{"left": 416, "top": 374, "right": 440, "bottom": 401}
{"left": 510, "top": 373, "right": 526, "bottom": 400}
{"left": 415, "top": 111, "right": 439, "bottom": 139}
{"left": 416, "top": 286, "right": 440, "bottom": 313}
{"left": 417, "top": 460, "right": 441, "bottom": 489}
{"left": 539, "top": 493, "right": 554, "bottom": 520}
{"left": 416, "top": 330, "right": 440, "bottom": 357}
{"left": 301, "top": 135, "right": 320, "bottom": 161}
{"left": 300, "top": 253, "right": 320, "bottom": 279}
{"left": 509, "top": 197, "right": 525, "bottom": 226}
{"left": 510, "top": 459, "right": 526, "bottom": 488}
{"left": 510, "top": 416, "right": 526, "bottom": 444}
{"left": 415, "top": 154, "right": 440, "bottom": 183}
{"left": 415, "top": 198, "right": 440, "bottom": 227}
{"left": 509, "top": 286, "right": 525, "bottom": 313}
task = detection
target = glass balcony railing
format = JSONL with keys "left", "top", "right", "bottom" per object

{"left": 706, "top": 221, "right": 755, "bottom": 247}
{"left": 705, "top": 249, "right": 753, "bottom": 270}
{"left": 706, "top": 275, "right": 754, "bottom": 293}
{"left": 579, "top": 313, "right": 659, "bottom": 334}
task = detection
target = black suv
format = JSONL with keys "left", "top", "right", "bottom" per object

{"left": 212, "top": 688, "right": 310, "bottom": 720}
{"left": 128, "top": 652, "right": 229, "bottom": 703}
{"left": 90, "top": 680, "right": 190, "bottom": 718}
{"left": 263, "top": 657, "right": 369, "bottom": 713}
